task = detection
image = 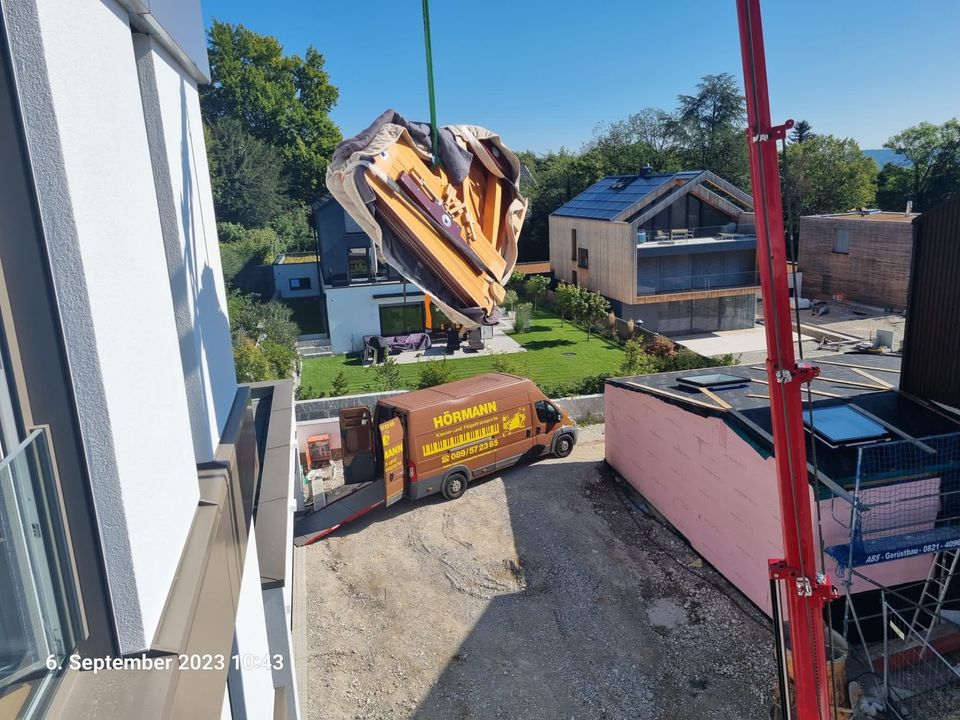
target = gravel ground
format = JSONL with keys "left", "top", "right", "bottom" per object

{"left": 304, "top": 425, "right": 776, "bottom": 720}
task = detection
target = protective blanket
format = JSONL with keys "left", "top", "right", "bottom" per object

{"left": 326, "top": 109, "right": 528, "bottom": 328}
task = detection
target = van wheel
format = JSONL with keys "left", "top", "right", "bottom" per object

{"left": 554, "top": 435, "right": 574, "bottom": 458}
{"left": 441, "top": 472, "right": 468, "bottom": 500}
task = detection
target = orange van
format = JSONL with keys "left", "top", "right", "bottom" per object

{"left": 295, "top": 373, "right": 577, "bottom": 543}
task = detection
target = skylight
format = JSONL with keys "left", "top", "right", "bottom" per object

{"left": 677, "top": 373, "right": 749, "bottom": 389}
{"left": 803, "top": 405, "right": 887, "bottom": 446}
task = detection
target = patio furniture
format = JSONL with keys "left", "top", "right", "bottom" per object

{"left": 465, "top": 327, "right": 484, "bottom": 352}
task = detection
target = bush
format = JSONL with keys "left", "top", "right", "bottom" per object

{"left": 219, "top": 225, "right": 281, "bottom": 284}
{"left": 645, "top": 334, "right": 678, "bottom": 358}
{"left": 619, "top": 338, "right": 657, "bottom": 376}
{"left": 233, "top": 338, "right": 271, "bottom": 382}
{"left": 513, "top": 302, "right": 533, "bottom": 332}
{"left": 656, "top": 348, "right": 724, "bottom": 372}
{"left": 372, "top": 357, "right": 403, "bottom": 390}
{"left": 330, "top": 369, "right": 349, "bottom": 396}
{"left": 417, "top": 360, "right": 455, "bottom": 389}
{"left": 296, "top": 383, "right": 325, "bottom": 400}
{"left": 491, "top": 353, "right": 530, "bottom": 377}
{"left": 261, "top": 339, "right": 298, "bottom": 379}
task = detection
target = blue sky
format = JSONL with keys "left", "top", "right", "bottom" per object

{"left": 200, "top": 0, "right": 960, "bottom": 154}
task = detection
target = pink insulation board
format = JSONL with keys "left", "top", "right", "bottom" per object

{"left": 604, "top": 385, "right": 932, "bottom": 616}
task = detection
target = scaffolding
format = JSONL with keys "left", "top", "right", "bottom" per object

{"left": 822, "top": 432, "right": 960, "bottom": 719}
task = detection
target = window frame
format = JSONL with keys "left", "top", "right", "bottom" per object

{"left": 577, "top": 247, "right": 589, "bottom": 269}
{"left": 288, "top": 276, "right": 312, "bottom": 291}
{"left": 570, "top": 229, "right": 577, "bottom": 261}
{"left": 833, "top": 228, "right": 850, "bottom": 254}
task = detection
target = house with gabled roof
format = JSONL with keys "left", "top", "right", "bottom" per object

{"left": 548, "top": 168, "right": 759, "bottom": 334}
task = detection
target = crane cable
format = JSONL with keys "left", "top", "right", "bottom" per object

{"left": 420, "top": 0, "right": 440, "bottom": 168}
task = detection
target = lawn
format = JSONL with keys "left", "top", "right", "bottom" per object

{"left": 280, "top": 297, "right": 328, "bottom": 336}
{"left": 299, "top": 310, "right": 625, "bottom": 397}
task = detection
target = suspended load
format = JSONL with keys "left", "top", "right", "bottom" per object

{"left": 326, "top": 109, "right": 528, "bottom": 328}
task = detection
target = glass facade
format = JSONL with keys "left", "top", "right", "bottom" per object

{"left": 379, "top": 303, "right": 425, "bottom": 337}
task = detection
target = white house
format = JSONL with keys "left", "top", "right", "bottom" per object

{"left": 303, "top": 196, "right": 435, "bottom": 353}
{"left": 0, "top": 1, "right": 300, "bottom": 718}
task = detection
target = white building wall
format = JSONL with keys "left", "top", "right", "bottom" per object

{"left": 325, "top": 283, "right": 424, "bottom": 354}
{"left": 7, "top": 0, "right": 200, "bottom": 652}
{"left": 134, "top": 34, "right": 237, "bottom": 462}
{"left": 273, "top": 262, "right": 321, "bottom": 299}
{"left": 230, "top": 526, "right": 277, "bottom": 720}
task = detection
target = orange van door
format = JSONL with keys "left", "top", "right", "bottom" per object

{"left": 531, "top": 397, "right": 562, "bottom": 450}
{"left": 495, "top": 397, "right": 535, "bottom": 468}
{"left": 339, "top": 407, "right": 376, "bottom": 484}
{"left": 378, "top": 417, "right": 404, "bottom": 507}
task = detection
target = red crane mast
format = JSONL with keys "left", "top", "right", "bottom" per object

{"left": 735, "top": 1, "right": 835, "bottom": 717}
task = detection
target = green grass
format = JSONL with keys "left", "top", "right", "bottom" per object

{"left": 281, "top": 297, "right": 328, "bottom": 336}
{"left": 299, "top": 310, "right": 625, "bottom": 397}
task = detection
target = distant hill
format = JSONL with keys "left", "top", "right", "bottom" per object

{"left": 864, "top": 148, "right": 911, "bottom": 168}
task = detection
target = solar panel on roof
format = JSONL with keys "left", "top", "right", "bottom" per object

{"left": 804, "top": 406, "right": 887, "bottom": 445}
{"left": 551, "top": 173, "right": 691, "bottom": 220}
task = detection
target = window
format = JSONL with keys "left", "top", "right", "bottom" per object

{"left": 535, "top": 400, "right": 561, "bottom": 424}
{"left": 833, "top": 228, "right": 850, "bottom": 254}
{"left": 678, "top": 373, "right": 749, "bottom": 389}
{"left": 571, "top": 270, "right": 578, "bottom": 286}
{"left": 571, "top": 229, "right": 577, "bottom": 261}
{"left": 803, "top": 405, "right": 887, "bottom": 446}
{"left": 288, "top": 276, "right": 312, "bottom": 291}
{"left": 348, "top": 248, "right": 370, "bottom": 281}
{"left": 378, "top": 303, "right": 425, "bottom": 337}
{"left": 577, "top": 248, "right": 589, "bottom": 269}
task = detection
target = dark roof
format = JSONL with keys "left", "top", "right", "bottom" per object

{"left": 551, "top": 171, "right": 703, "bottom": 221}
{"left": 606, "top": 352, "right": 960, "bottom": 492}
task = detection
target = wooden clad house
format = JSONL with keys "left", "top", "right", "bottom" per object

{"left": 548, "top": 169, "right": 759, "bottom": 335}
{"left": 797, "top": 210, "right": 918, "bottom": 310}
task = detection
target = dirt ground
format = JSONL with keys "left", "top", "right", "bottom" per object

{"left": 303, "top": 425, "right": 776, "bottom": 720}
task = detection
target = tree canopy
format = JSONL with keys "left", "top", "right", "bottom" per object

{"left": 201, "top": 21, "right": 342, "bottom": 203}
{"left": 877, "top": 119, "right": 960, "bottom": 212}
{"left": 206, "top": 118, "right": 286, "bottom": 227}
{"left": 781, "top": 134, "right": 877, "bottom": 249}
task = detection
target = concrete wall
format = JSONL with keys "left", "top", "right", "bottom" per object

{"left": 134, "top": 33, "right": 237, "bottom": 463}
{"left": 604, "top": 386, "right": 930, "bottom": 614}
{"left": 798, "top": 216, "right": 913, "bottom": 310}
{"left": 325, "top": 283, "right": 424, "bottom": 354}
{"left": 8, "top": 0, "right": 201, "bottom": 652}
{"left": 274, "top": 260, "right": 321, "bottom": 299}
{"left": 296, "top": 390, "right": 407, "bottom": 422}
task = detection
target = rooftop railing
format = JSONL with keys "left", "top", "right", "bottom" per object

{"left": 637, "top": 270, "right": 760, "bottom": 296}
{"left": 637, "top": 223, "right": 757, "bottom": 246}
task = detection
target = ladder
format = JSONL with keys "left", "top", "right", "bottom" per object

{"left": 908, "top": 548, "right": 960, "bottom": 656}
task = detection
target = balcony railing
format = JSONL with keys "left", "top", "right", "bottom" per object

{"left": 637, "top": 223, "right": 757, "bottom": 246}
{"left": 0, "top": 428, "right": 82, "bottom": 717}
{"left": 637, "top": 270, "right": 760, "bottom": 296}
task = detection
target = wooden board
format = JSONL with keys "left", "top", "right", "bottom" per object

{"left": 813, "top": 359, "right": 901, "bottom": 374}
{"left": 624, "top": 381, "right": 727, "bottom": 411}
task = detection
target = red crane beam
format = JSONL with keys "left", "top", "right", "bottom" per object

{"left": 735, "top": 1, "right": 834, "bottom": 717}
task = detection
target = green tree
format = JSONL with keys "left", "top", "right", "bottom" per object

{"left": 227, "top": 292, "right": 299, "bottom": 381}
{"left": 878, "top": 119, "right": 960, "bottom": 211}
{"left": 789, "top": 120, "right": 816, "bottom": 144}
{"left": 503, "top": 288, "right": 519, "bottom": 312}
{"left": 372, "top": 358, "right": 403, "bottom": 391}
{"left": 218, "top": 224, "right": 282, "bottom": 285}
{"left": 525, "top": 274, "right": 550, "bottom": 313}
{"left": 206, "top": 118, "right": 286, "bottom": 227}
{"left": 673, "top": 73, "right": 749, "bottom": 187}
{"left": 417, "top": 361, "right": 455, "bottom": 389}
{"left": 576, "top": 289, "right": 611, "bottom": 340}
{"left": 554, "top": 281, "right": 581, "bottom": 326}
{"left": 202, "top": 21, "right": 342, "bottom": 202}
{"left": 782, "top": 135, "right": 877, "bottom": 246}
{"left": 330, "top": 369, "right": 349, "bottom": 396}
